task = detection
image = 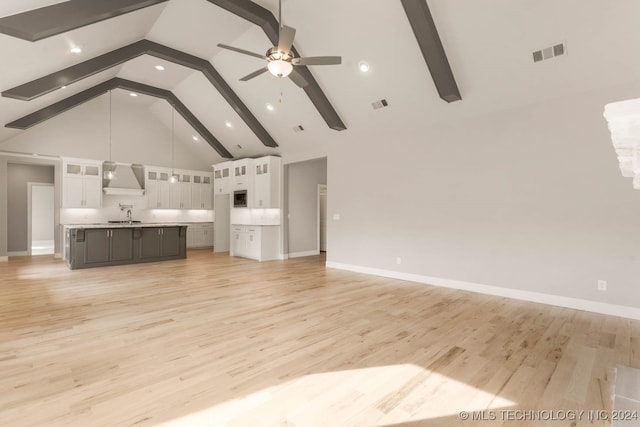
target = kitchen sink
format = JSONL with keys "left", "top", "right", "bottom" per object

{"left": 107, "top": 220, "right": 142, "bottom": 224}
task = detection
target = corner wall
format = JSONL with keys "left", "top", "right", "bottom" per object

{"left": 326, "top": 82, "right": 640, "bottom": 312}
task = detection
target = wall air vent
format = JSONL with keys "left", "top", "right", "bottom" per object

{"left": 293, "top": 125, "right": 305, "bottom": 133}
{"left": 532, "top": 42, "right": 566, "bottom": 63}
{"left": 372, "top": 99, "right": 389, "bottom": 110}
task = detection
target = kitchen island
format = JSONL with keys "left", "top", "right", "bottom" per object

{"left": 64, "top": 223, "right": 187, "bottom": 270}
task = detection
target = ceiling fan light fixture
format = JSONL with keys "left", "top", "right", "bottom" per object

{"left": 268, "top": 59, "right": 293, "bottom": 78}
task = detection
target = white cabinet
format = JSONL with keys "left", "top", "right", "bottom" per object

{"left": 146, "top": 168, "right": 171, "bottom": 209}
{"left": 169, "top": 171, "right": 193, "bottom": 209}
{"left": 191, "top": 173, "right": 212, "bottom": 209}
{"left": 253, "top": 156, "right": 281, "bottom": 208}
{"left": 179, "top": 172, "right": 193, "bottom": 209}
{"left": 213, "top": 161, "right": 233, "bottom": 195}
{"left": 62, "top": 159, "right": 102, "bottom": 208}
{"left": 233, "top": 158, "right": 253, "bottom": 191}
{"left": 214, "top": 156, "right": 281, "bottom": 208}
{"left": 187, "top": 223, "right": 214, "bottom": 248}
{"left": 230, "top": 225, "right": 279, "bottom": 261}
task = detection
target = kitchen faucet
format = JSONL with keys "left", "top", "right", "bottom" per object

{"left": 119, "top": 204, "right": 134, "bottom": 224}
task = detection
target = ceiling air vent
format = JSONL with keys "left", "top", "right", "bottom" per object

{"left": 372, "top": 99, "right": 389, "bottom": 110}
{"left": 293, "top": 125, "right": 305, "bottom": 133}
{"left": 532, "top": 42, "right": 566, "bottom": 63}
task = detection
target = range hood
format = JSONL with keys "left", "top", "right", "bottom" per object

{"left": 102, "top": 162, "right": 145, "bottom": 196}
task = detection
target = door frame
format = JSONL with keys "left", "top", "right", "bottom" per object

{"left": 317, "top": 184, "right": 327, "bottom": 254}
{"left": 27, "top": 182, "right": 55, "bottom": 256}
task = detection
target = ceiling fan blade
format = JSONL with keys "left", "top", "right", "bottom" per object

{"left": 217, "top": 43, "right": 266, "bottom": 60}
{"left": 288, "top": 69, "right": 308, "bottom": 88}
{"left": 292, "top": 56, "right": 342, "bottom": 66}
{"left": 277, "top": 25, "right": 296, "bottom": 53}
{"left": 240, "top": 67, "right": 269, "bottom": 81}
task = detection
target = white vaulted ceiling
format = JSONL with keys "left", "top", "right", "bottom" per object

{"left": 1, "top": 0, "right": 639, "bottom": 164}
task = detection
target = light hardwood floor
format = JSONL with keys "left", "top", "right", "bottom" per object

{"left": 0, "top": 250, "right": 638, "bottom": 427}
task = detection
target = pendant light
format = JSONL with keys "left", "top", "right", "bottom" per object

{"left": 170, "top": 104, "right": 177, "bottom": 183}
{"left": 106, "top": 90, "right": 116, "bottom": 180}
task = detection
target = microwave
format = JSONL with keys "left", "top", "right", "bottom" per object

{"left": 233, "top": 190, "right": 248, "bottom": 207}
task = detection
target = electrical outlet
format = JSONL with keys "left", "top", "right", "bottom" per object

{"left": 597, "top": 280, "right": 607, "bottom": 291}
{"left": 396, "top": 257, "right": 402, "bottom": 265}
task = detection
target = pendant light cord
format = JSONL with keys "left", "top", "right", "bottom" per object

{"left": 171, "top": 104, "right": 175, "bottom": 178}
{"left": 109, "top": 90, "right": 112, "bottom": 162}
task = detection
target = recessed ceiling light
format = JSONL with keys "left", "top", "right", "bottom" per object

{"left": 358, "top": 61, "right": 370, "bottom": 72}
{"left": 192, "top": 136, "right": 199, "bottom": 142}
{"left": 225, "top": 121, "right": 232, "bottom": 128}
{"left": 155, "top": 65, "right": 165, "bottom": 71}
{"left": 266, "top": 103, "right": 274, "bottom": 111}
{"left": 70, "top": 46, "right": 82, "bottom": 54}
{"left": 129, "top": 92, "right": 138, "bottom": 97}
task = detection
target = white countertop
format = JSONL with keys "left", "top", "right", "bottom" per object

{"left": 63, "top": 223, "right": 191, "bottom": 229}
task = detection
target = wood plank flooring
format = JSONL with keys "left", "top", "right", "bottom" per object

{"left": 0, "top": 250, "right": 638, "bottom": 426}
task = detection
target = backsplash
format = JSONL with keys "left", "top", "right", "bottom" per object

{"left": 60, "top": 194, "right": 214, "bottom": 224}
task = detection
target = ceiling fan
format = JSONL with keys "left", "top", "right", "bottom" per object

{"left": 216, "top": 0, "right": 341, "bottom": 88}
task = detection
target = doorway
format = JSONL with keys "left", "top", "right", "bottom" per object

{"left": 29, "top": 183, "right": 55, "bottom": 255}
{"left": 318, "top": 184, "right": 327, "bottom": 252}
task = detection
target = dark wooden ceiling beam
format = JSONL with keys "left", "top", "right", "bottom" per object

{"left": 2, "top": 40, "right": 277, "bottom": 148}
{"left": 0, "top": 0, "right": 168, "bottom": 42}
{"left": 5, "top": 77, "right": 233, "bottom": 159}
{"left": 400, "top": 0, "right": 461, "bottom": 103}
{"left": 207, "top": 0, "right": 346, "bottom": 131}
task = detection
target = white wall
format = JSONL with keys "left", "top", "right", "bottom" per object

{"left": 0, "top": 95, "right": 212, "bottom": 170}
{"left": 326, "top": 81, "right": 640, "bottom": 311}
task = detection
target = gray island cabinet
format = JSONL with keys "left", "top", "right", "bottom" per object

{"left": 65, "top": 224, "right": 187, "bottom": 269}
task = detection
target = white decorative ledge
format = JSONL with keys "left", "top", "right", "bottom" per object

{"left": 603, "top": 98, "right": 640, "bottom": 189}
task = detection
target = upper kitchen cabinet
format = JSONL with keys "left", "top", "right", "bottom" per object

{"left": 192, "top": 172, "right": 213, "bottom": 210}
{"left": 233, "top": 158, "right": 253, "bottom": 191}
{"left": 146, "top": 167, "right": 171, "bottom": 209}
{"left": 213, "top": 161, "right": 233, "bottom": 195}
{"left": 62, "top": 158, "right": 102, "bottom": 208}
{"left": 253, "top": 156, "right": 281, "bottom": 209}
{"left": 213, "top": 156, "right": 282, "bottom": 208}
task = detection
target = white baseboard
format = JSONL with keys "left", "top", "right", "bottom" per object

{"left": 0, "top": 256, "right": 7, "bottom": 262}
{"left": 289, "top": 250, "right": 320, "bottom": 259}
{"left": 278, "top": 254, "right": 289, "bottom": 260}
{"left": 8, "top": 251, "right": 28, "bottom": 257}
{"left": 326, "top": 261, "right": 640, "bottom": 321}
{"left": 54, "top": 252, "right": 61, "bottom": 259}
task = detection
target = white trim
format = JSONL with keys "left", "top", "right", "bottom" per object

{"left": 278, "top": 253, "right": 289, "bottom": 260}
{"left": 326, "top": 261, "right": 640, "bottom": 321}
{"left": 317, "top": 184, "right": 327, "bottom": 254}
{"left": 289, "top": 250, "right": 320, "bottom": 258}
{"left": 0, "top": 256, "right": 8, "bottom": 262}
{"left": 8, "top": 251, "right": 29, "bottom": 257}
{"left": 54, "top": 252, "right": 62, "bottom": 259}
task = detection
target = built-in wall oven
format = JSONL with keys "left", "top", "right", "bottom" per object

{"left": 233, "top": 190, "right": 248, "bottom": 207}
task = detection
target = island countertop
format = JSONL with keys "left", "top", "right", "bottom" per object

{"left": 63, "top": 223, "right": 190, "bottom": 229}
